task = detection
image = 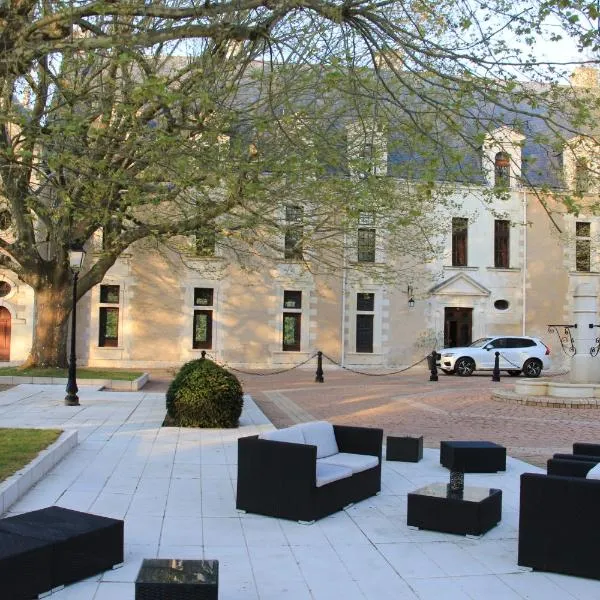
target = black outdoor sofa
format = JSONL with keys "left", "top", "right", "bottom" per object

{"left": 236, "top": 422, "right": 383, "bottom": 522}
{"left": 519, "top": 445, "right": 600, "bottom": 580}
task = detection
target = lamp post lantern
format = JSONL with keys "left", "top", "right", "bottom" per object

{"left": 65, "top": 244, "right": 86, "bottom": 406}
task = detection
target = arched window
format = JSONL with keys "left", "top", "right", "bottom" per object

{"left": 494, "top": 152, "right": 510, "bottom": 187}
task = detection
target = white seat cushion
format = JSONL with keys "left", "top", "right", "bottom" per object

{"left": 259, "top": 425, "right": 305, "bottom": 445}
{"left": 315, "top": 462, "right": 353, "bottom": 487}
{"left": 318, "top": 453, "right": 379, "bottom": 474}
{"left": 586, "top": 463, "right": 600, "bottom": 479}
{"left": 300, "top": 421, "right": 339, "bottom": 458}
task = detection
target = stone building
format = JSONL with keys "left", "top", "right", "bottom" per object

{"left": 0, "top": 69, "right": 598, "bottom": 371}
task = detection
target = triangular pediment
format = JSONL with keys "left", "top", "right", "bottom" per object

{"left": 429, "top": 273, "right": 491, "bottom": 297}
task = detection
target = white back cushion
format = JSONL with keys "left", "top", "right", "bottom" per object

{"left": 300, "top": 421, "right": 339, "bottom": 458}
{"left": 259, "top": 425, "right": 305, "bottom": 445}
{"left": 586, "top": 463, "right": 600, "bottom": 479}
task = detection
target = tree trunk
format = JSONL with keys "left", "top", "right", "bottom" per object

{"left": 22, "top": 284, "right": 71, "bottom": 368}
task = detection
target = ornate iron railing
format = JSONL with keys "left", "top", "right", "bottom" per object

{"left": 547, "top": 324, "right": 577, "bottom": 356}
{"left": 589, "top": 324, "right": 600, "bottom": 357}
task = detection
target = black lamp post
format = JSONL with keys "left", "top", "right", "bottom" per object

{"left": 65, "top": 244, "right": 86, "bottom": 406}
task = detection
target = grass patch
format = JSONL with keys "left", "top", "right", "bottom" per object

{"left": 0, "top": 367, "right": 144, "bottom": 381}
{"left": 0, "top": 428, "right": 62, "bottom": 482}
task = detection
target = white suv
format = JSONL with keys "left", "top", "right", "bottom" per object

{"left": 437, "top": 336, "right": 551, "bottom": 377}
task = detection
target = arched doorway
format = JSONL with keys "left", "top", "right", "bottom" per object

{"left": 0, "top": 306, "right": 11, "bottom": 361}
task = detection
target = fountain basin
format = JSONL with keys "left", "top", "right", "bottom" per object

{"left": 493, "top": 380, "right": 600, "bottom": 408}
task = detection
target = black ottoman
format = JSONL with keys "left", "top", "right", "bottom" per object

{"left": 0, "top": 530, "right": 53, "bottom": 600}
{"left": 440, "top": 441, "right": 506, "bottom": 473}
{"left": 0, "top": 506, "right": 123, "bottom": 597}
{"left": 386, "top": 436, "right": 423, "bottom": 462}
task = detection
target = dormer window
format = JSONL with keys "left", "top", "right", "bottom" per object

{"left": 483, "top": 128, "right": 524, "bottom": 188}
{"left": 494, "top": 152, "right": 510, "bottom": 188}
{"left": 563, "top": 136, "right": 599, "bottom": 193}
{"left": 346, "top": 121, "right": 387, "bottom": 178}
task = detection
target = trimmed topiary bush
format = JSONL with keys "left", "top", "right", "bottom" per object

{"left": 166, "top": 357, "right": 244, "bottom": 427}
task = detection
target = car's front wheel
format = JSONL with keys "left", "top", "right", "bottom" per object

{"left": 508, "top": 370, "right": 522, "bottom": 377}
{"left": 523, "top": 358, "right": 542, "bottom": 378}
{"left": 455, "top": 357, "right": 475, "bottom": 376}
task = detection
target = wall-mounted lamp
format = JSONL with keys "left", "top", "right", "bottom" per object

{"left": 407, "top": 284, "right": 415, "bottom": 308}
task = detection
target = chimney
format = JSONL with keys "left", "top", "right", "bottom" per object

{"left": 570, "top": 66, "right": 599, "bottom": 88}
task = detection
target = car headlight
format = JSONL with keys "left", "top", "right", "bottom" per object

{"left": 441, "top": 353, "right": 455, "bottom": 358}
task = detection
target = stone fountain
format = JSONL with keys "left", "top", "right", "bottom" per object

{"left": 494, "top": 282, "right": 600, "bottom": 407}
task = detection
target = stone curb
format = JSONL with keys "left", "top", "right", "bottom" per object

{"left": 0, "top": 372, "right": 149, "bottom": 391}
{"left": 0, "top": 429, "right": 78, "bottom": 514}
{"left": 492, "top": 390, "right": 600, "bottom": 408}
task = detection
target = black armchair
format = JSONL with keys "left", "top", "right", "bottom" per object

{"left": 547, "top": 442, "right": 600, "bottom": 477}
{"left": 518, "top": 472, "right": 600, "bottom": 580}
{"left": 236, "top": 424, "right": 382, "bottom": 522}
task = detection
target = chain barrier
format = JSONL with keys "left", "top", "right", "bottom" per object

{"left": 197, "top": 350, "right": 319, "bottom": 376}
{"left": 188, "top": 349, "right": 568, "bottom": 381}
{"left": 497, "top": 351, "right": 570, "bottom": 377}
{"left": 320, "top": 351, "right": 429, "bottom": 376}
{"left": 195, "top": 349, "right": 430, "bottom": 379}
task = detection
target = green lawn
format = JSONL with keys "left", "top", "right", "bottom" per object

{"left": 0, "top": 428, "right": 62, "bottom": 482}
{"left": 0, "top": 367, "right": 144, "bottom": 381}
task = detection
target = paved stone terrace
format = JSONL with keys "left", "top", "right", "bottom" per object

{"left": 1, "top": 370, "right": 599, "bottom": 598}
{"left": 238, "top": 366, "right": 600, "bottom": 468}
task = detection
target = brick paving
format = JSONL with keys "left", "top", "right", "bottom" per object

{"left": 232, "top": 365, "right": 600, "bottom": 469}
{"left": 143, "top": 364, "right": 600, "bottom": 469}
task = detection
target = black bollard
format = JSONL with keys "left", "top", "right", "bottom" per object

{"left": 429, "top": 350, "right": 439, "bottom": 382}
{"left": 201, "top": 350, "right": 206, "bottom": 360}
{"left": 492, "top": 351, "right": 501, "bottom": 382}
{"left": 315, "top": 351, "right": 324, "bottom": 383}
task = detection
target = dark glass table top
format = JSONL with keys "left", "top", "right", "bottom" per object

{"left": 137, "top": 559, "right": 218, "bottom": 585}
{"left": 410, "top": 483, "right": 500, "bottom": 502}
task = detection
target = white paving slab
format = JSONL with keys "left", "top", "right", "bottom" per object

{"left": 0, "top": 384, "right": 598, "bottom": 599}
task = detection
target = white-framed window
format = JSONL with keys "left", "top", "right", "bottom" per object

{"left": 563, "top": 136, "right": 600, "bottom": 193}
{"left": 346, "top": 121, "right": 388, "bottom": 178}
{"left": 356, "top": 292, "right": 375, "bottom": 353}
{"left": 482, "top": 127, "right": 525, "bottom": 188}
{"left": 282, "top": 290, "right": 302, "bottom": 351}
{"left": 494, "top": 152, "right": 510, "bottom": 188}
{"left": 193, "top": 287, "right": 214, "bottom": 349}
{"left": 98, "top": 284, "right": 121, "bottom": 347}
{"left": 358, "top": 212, "right": 376, "bottom": 263}
{"left": 284, "top": 205, "right": 304, "bottom": 260}
{"left": 452, "top": 217, "right": 468, "bottom": 267}
{"left": 494, "top": 219, "right": 510, "bottom": 268}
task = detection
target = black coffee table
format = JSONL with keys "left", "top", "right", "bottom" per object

{"left": 135, "top": 558, "right": 219, "bottom": 599}
{"left": 407, "top": 483, "right": 502, "bottom": 536}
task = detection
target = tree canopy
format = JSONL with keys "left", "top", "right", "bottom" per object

{"left": 0, "top": 0, "right": 598, "bottom": 366}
